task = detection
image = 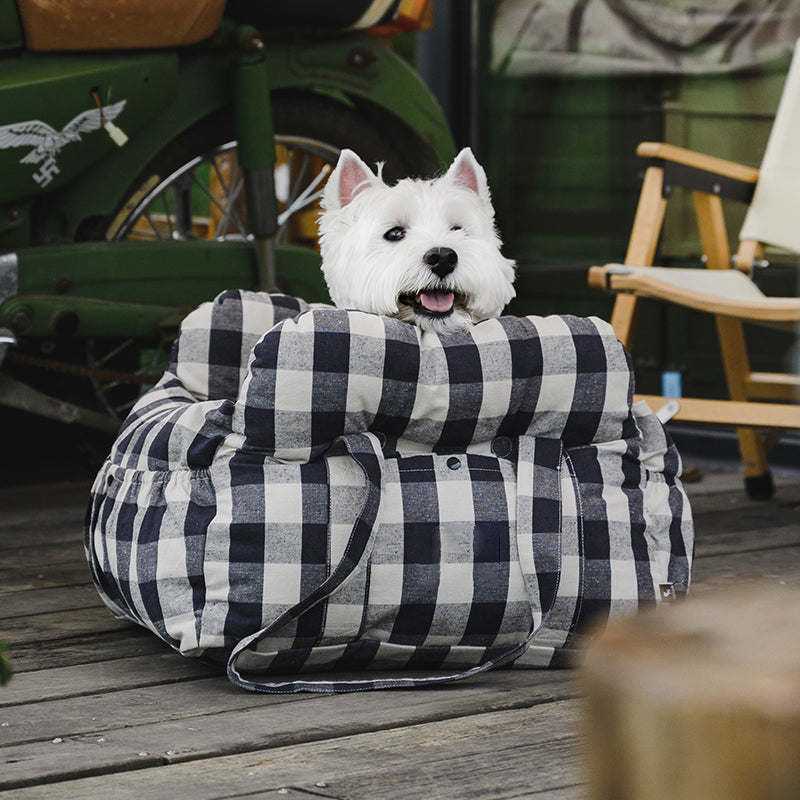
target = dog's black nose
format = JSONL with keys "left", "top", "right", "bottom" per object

{"left": 423, "top": 247, "right": 458, "bottom": 278}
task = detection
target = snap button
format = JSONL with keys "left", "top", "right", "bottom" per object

{"left": 491, "top": 437, "right": 513, "bottom": 458}
{"left": 446, "top": 456, "right": 461, "bottom": 470}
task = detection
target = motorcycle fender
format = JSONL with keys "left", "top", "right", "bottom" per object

{"left": 276, "top": 35, "right": 456, "bottom": 166}
{"left": 0, "top": 52, "right": 179, "bottom": 205}
{"left": 48, "top": 35, "right": 455, "bottom": 239}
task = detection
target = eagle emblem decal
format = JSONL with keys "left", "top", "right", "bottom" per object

{"left": 0, "top": 100, "right": 127, "bottom": 188}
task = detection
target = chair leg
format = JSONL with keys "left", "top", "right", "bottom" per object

{"left": 717, "top": 316, "right": 774, "bottom": 499}
{"left": 694, "top": 192, "right": 774, "bottom": 499}
{"left": 610, "top": 166, "right": 668, "bottom": 347}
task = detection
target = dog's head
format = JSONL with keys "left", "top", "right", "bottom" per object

{"left": 318, "top": 148, "right": 516, "bottom": 332}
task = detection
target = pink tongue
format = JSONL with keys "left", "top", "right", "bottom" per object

{"left": 419, "top": 291, "right": 454, "bottom": 313}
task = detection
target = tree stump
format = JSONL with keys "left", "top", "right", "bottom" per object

{"left": 580, "top": 585, "right": 800, "bottom": 800}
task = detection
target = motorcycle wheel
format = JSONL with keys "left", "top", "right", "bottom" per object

{"left": 108, "top": 93, "right": 440, "bottom": 247}
{"left": 84, "top": 92, "right": 441, "bottom": 419}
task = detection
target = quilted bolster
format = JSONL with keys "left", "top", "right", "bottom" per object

{"left": 172, "top": 290, "right": 310, "bottom": 401}
{"left": 234, "top": 307, "right": 634, "bottom": 461}
{"left": 109, "top": 291, "right": 309, "bottom": 472}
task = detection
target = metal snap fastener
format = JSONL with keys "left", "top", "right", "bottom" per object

{"left": 446, "top": 456, "right": 461, "bottom": 470}
{"left": 491, "top": 437, "right": 512, "bottom": 458}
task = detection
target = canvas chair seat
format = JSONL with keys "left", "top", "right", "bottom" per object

{"left": 589, "top": 265, "right": 800, "bottom": 327}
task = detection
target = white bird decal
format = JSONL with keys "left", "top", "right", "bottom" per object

{"left": 0, "top": 100, "right": 126, "bottom": 164}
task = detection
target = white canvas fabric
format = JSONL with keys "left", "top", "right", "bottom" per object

{"left": 740, "top": 38, "right": 800, "bottom": 252}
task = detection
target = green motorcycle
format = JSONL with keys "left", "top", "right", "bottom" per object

{"left": 0, "top": 0, "right": 455, "bottom": 432}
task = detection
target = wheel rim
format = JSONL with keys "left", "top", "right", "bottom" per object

{"left": 111, "top": 136, "right": 340, "bottom": 247}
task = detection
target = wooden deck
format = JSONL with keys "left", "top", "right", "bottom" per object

{"left": 2, "top": 469, "right": 799, "bottom": 799}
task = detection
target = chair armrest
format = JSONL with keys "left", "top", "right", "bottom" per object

{"left": 637, "top": 142, "right": 760, "bottom": 204}
{"left": 637, "top": 142, "right": 760, "bottom": 184}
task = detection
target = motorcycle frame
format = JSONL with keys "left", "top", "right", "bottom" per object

{"left": 0, "top": 13, "right": 456, "bottom": 429}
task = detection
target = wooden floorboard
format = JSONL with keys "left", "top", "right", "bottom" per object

{"left": 0, "top": 584, "right": 108, "bottom": 620}
{"left": 7, "top": 628, "right": 175, "bottom": 672}
{"left": 0, "top": 653, "right": 217, "bottom": 707}
{"left": 0, "top": 699, "right": 584, "bottom": 800}
{"left": 0, "top": 669, "right": 576, "bottom": 789}
{"left": 1, "top": 470, "right": 799, "bottom": 798}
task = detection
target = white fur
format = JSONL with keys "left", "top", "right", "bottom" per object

{"left": 318, "top": 147, "right": 516, "bottom": 333}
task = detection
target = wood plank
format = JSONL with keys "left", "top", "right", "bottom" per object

{"left": 0, "top": 667, "right": 574, "bottom": 747}
{"left": 695, "top": 524, "right": 800, "bottom": 559}
{"left": 686, "top": 477, "right": 800, "bottom": 516}
{"left": 0, "top": 482, "right": 91, "bottom": 515}
{"left": 0, "top": 541, "right": 89, "bottom": 568}
{"left": 514, "top": 790, "right": 585, "bottom": 800}
{"left": 0, "top": 671, "right": 577, "bottom": 789}
{"left": 0, "top": 585, "right": 104, "bottom": 620}
{"left": 2, "top": 606, "right": 132, "bottom": 646}
{"left": 0, "top": 653, "right": 217, "bottom": 707}
{"left": 8, "top": 628, "right": 173, "bottom": 672}
{"left": 0, "top": 517, "right": 84, "bottom": 548}
{"left": 288, "top": 734, "right": 580, "bottom": 800}
{"left": 692, "top": 545, "right": 800, "bottom": 593}
{"left": 0, "top": 696, "right": 583, "bottom": 799}
{"left": 0, "top": 562, "right": 91, "bottom": 593}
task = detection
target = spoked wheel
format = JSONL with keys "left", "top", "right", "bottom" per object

{"left": 110, "top": 137, "right": 340, "bottom": 249}
{"left": 80, "top": 93, "right": 440, "bottom": 419}
{"left": 88, "top": 134, "right": 342, "bottom": 420}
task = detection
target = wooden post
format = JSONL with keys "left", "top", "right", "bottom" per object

{"left": 580, "top": 585, "right": 800, "bottom": 800}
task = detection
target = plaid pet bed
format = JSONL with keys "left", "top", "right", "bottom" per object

{"left": 85, "top": 290, "right": 693, "bottom": 693}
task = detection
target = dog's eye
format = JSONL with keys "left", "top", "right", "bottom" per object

{"left": 383, "top": 226, "right": 406, "bottom": 242}
{"left": 450, "top": 225, "right": 463, "bottom": 232}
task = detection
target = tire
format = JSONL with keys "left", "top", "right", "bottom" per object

{"left": 103, "top": 92, "right": 440, "bottom": 244}
{"left": 76, "top": 91, "right": 441, "bottom": 419}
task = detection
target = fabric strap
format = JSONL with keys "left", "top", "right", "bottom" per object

{"left": 226, "top": 433, "right": 564, "bottom": 693}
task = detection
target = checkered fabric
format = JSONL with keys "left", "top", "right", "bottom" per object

{"left": 85, "top": 289, "right": 694, "bottom": 692}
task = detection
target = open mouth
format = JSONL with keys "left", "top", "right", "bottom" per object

{"left": 399, "top": 290, "right": 458, "bottom": 317}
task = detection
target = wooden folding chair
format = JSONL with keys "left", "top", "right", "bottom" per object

{"left": 588, "top": 43, "right": 800, "bottom": 500}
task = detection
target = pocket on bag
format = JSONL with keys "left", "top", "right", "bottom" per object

{"left": 358, "top": 451, "right": 532, "bottom": 651}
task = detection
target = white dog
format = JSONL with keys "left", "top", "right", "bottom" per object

{"left": 318, "top": 148, "right": 516, "bottom": 332}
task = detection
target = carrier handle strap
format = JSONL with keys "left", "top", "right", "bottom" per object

{"left": 228, "top": 434, "right": 562, "bottom": 693}
{"left": 227, "top": 432, "right": 383, "bottom": 691}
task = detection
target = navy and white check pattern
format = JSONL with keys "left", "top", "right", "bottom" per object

{"left": 85, "top": 290, "right": 693, "bottom": 692}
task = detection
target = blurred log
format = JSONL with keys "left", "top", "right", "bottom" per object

{"left": 580, "top": 585, "right": 800, "bottom": 800}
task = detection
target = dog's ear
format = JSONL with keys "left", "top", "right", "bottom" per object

{"left": 444, "top": 148, "right": 491, "bottom": 204}
{"left": 324, "top": 149, "right": 380, "bottom": 210}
